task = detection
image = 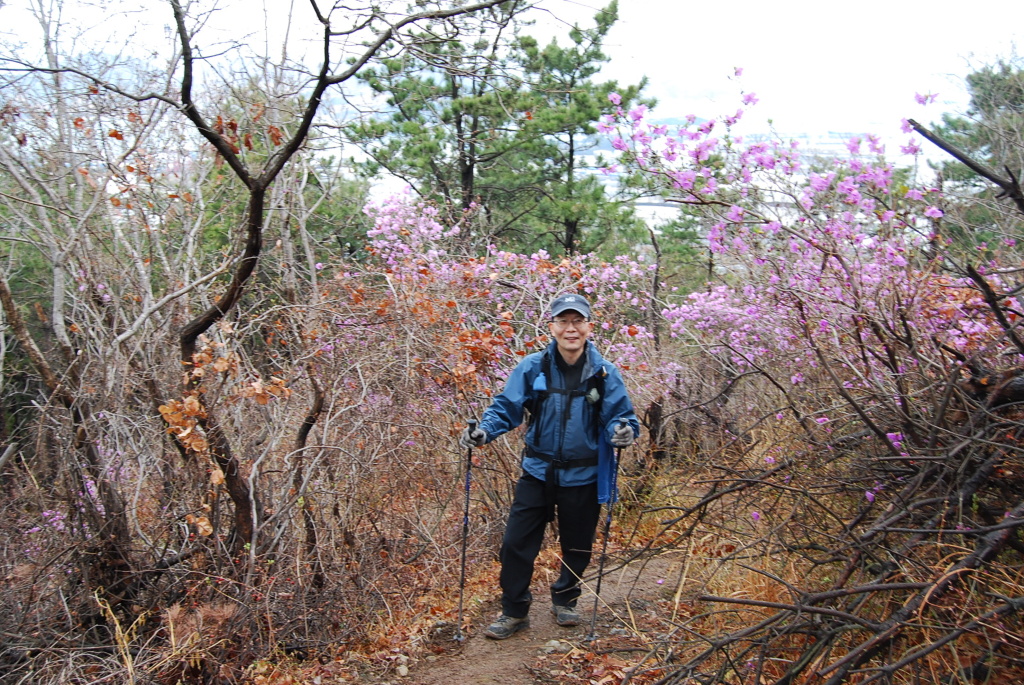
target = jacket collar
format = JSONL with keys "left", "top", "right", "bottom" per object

{"left": 545, "top": 340, "right": 602, "bottom": 378}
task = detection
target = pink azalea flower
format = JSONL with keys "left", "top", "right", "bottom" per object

{"left": 901, "top": 139, "right": 921, "bottom": 155}
{"left": 608, "top": 92, "right": 621, "bottom": 105}
{"left": 812, "top": 173, "right": 834, "bottom": 192}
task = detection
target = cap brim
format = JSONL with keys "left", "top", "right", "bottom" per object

{"left": 551, "top": 305, "right": 590, "bottom": 318}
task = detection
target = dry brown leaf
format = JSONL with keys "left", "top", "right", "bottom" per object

{"left": 195, "top": 516, "right": 213, "bottom": 536}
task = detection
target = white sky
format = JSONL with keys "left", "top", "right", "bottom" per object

{"left": 2, "top": 0, "right": 1019, "bottom": 156}
{"left": 534, "top": 0, "right": 1020, "bottom": 146}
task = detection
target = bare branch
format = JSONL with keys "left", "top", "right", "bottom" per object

{"left": 909, "top": 118, "right": 1024, "bottom": 215}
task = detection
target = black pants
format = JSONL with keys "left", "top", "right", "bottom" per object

{"left": 499, "top": 473, "right": 601, "bottom": 618}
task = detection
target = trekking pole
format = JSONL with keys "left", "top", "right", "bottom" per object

{"left": 455, "top": 419, "right": 477, "bottom": 642}
{"left": 586, "top": 420, "right": 626, "bottom": 642}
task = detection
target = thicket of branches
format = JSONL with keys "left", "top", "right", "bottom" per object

{"left": 591, "top": 84, "right": 1024, "bottom": 684}
{"left": 1, "top": 1, "right": 1023, "bottom": 683}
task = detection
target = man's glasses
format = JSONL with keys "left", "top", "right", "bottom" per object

{"left": 550, "top": 318, "right": 590, "bottom": 330}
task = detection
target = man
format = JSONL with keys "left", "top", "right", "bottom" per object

{"left": 460, "top": 293, "right": 638, "bottom": 640}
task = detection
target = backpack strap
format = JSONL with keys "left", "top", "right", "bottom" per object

{"left": 525, "top": 349, "right": 552, "bottom": 427}
{"left": 527, "top": 350, "right": 607, "bottom": 425}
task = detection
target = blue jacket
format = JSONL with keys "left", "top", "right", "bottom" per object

{"left": 480, "top": 340, "right": 639, "bottom": 487}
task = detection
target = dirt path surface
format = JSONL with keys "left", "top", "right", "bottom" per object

{"left": 364, "top": 552, "right": 684, "bottom": 685}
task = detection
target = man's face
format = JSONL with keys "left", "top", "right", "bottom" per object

{"left": 548, "top": 309, "right": 592, "bottom": 358}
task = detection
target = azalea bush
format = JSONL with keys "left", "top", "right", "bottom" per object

{"left": 592, "top": 91, "right": 1024, "bottom": 682}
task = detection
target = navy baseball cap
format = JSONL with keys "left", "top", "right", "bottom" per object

{"left": 549, "top": 293, "right": 591, "bottom": 319}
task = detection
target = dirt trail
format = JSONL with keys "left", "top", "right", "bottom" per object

{"left": 366, "top": 552, "right": 684, "bottom": 685}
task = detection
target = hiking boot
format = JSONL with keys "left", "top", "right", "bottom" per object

{"left": 483, "top": 614, "right": 530, "bottom": 640}
{"left": 551, "top": 604, "right": 581, "bottom": 627}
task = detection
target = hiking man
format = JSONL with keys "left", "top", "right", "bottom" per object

{"left": 460, "top": 293, "right": 639, "bottom": 639}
